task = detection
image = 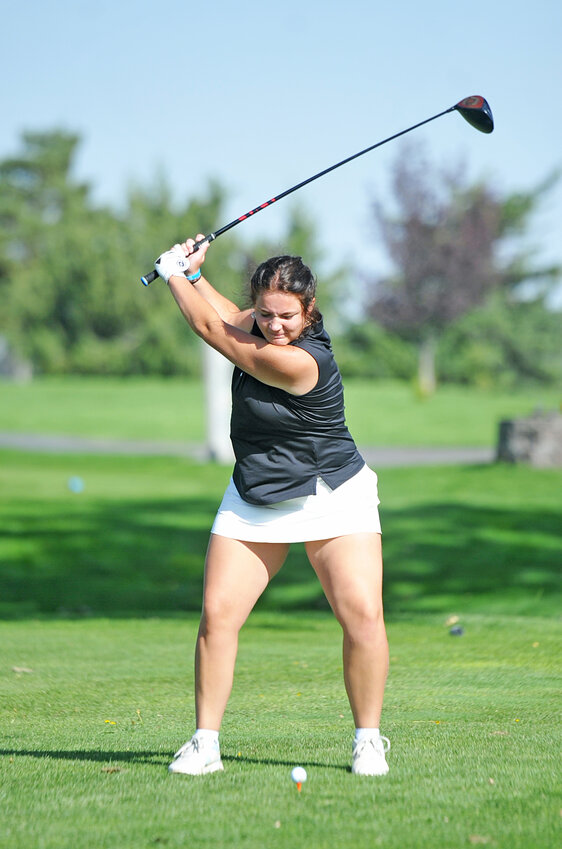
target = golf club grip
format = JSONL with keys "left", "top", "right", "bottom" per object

{"left": 140, "top": 236, "right": 213, "bottom": 286}
{"left": 141, "top": 269, "right": 158, "bottom": 286}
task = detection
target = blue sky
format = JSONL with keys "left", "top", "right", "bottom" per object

{"left": 3, "top": 0, "right": 561, "bottom": 288}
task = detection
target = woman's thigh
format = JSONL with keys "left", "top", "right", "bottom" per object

{"left": 202, "top": 534, "right": 290, "bottom": 630}
{"left": 305, "top": 533, "right": 384, "bottom": 625}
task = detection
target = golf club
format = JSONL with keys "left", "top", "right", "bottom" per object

{"left": 141, "top": 96, "right": 493, "bottom": 286}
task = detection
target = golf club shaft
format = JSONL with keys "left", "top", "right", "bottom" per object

{"left": 141, "top": 105, "right": 455, "bottom": 285}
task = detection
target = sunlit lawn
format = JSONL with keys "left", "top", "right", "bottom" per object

{"left": 1, "top": 375, "right": 560, "bottom": 848}
{"left": 1, "top": 613, "right": 559, "bottom": 849}
{"left": 1, "top": 376, "right": 559, "bottom": 445}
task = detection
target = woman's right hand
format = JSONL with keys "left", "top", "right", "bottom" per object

{"left": 178, "top": 234, "right": 211, "bottom": 277}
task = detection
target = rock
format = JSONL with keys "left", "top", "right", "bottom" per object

{"left": 496, "top": 411, "right": 562, "bottom": 468}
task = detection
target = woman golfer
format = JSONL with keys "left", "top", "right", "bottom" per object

{"left": 154, "top": 237, "right": 390, "bottom": 777}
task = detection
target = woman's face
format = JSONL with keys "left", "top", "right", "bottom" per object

{"left": 253, "top": 290, "right": 313, "bottom": 345}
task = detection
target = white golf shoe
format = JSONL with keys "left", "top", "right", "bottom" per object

{"left": 168, "top": 735, "right": 224, "bottom": 775}
{"left": 351, "top": 735, "right": 390, "bottom": 776}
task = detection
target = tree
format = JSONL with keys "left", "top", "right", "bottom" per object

{"left": 0, "top": 129, "right": 335, "bottom": 379}
{"left": 0, "top": 132, "right": 239, "bottom": 375}
{"left": 437, "top": 290, "right": 562, "bottom": 388}
{"left": 365, "top": 144, "right": 560, "bottom": 393}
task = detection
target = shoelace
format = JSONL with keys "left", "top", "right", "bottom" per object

{"left": 173, "top": 738, "right": 199, "bottom": 759}
{"left": 379, "top": 735, "right": 391, "bottom": 753}
{"left": 354, "top": 735, "right": 391, "bottom": 755}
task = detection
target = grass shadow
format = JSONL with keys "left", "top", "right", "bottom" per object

{"left": 2, "top": 487, "right": 561, "bottom": 618}
{"left": 0, "top": 748, "right": 168, "bottom": 766}
{"left": 0, "top": 748, "right": 348, "bottom": 772}
{"left": 1, "top": 495, "right": 215, "bottom": 616}
{"left": 222, "top": 754, "right": 348, "bottom": 771}
{"left": 379, "top": 501, "right": 561, "bottom": 615}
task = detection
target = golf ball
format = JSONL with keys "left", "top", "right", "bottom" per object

{"left": 291, "top": 766, "right": 307, "bottom": 784}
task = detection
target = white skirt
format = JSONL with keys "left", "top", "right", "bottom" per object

{"left": 211, "top": 463, "right": 381, "bottom": 543}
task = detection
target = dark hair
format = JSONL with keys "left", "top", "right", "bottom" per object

{"left": 249, "top": 256, "right": 321, "bottom": 326}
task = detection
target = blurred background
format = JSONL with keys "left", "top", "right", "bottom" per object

{"left": 0, "top": 0, "right": 560, "bottom": 387}
{"left": 0, "top": 0, "right": 560, "bottom": 618}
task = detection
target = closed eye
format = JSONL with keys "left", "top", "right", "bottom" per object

{"left": 258, "top": 312, "right": 298, "bottom": 319}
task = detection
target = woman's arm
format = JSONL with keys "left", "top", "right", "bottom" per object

{"left": 179, "top": 236, "right": 254, "bottom": 330}
{"left": 191, "top": 275, "right": 254, "bottom": 330}
{"left": 154, "top": 239, "right": 318, "bottom": 394}
{"left": 167, "top": 274, "right": 317, "bottom": 395}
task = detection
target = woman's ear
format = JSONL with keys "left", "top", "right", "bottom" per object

{"left": 303, "top": 299, "right": 315, "bottom": 327}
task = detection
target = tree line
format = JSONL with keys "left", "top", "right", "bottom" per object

{"left": 0, "top": 130, "right": 559, "bottom": 390}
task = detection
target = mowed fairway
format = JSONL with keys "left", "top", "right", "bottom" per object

{"left": 0, "top": 446, "right": 561, "bottom": 847}
{"left": 1, "top": 376, "right": 560, "bottom": 445}
{"left": 1, "top": 614, "right": 559, "bottom": 849}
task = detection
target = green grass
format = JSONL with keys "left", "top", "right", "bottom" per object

{"left": 1, "top": 450, "right": 560, "bottom": 618}
{"left": 1, "top": 406, "right": 560, "bottom": 847}
{"left": 0, "top": 377, "right": 205, "bottom": 443}
{"left": 1, "top": 376, "right": 559, "bottom": 445}
{"left": 1, "top": 613, "right": 560, "bottom": 849}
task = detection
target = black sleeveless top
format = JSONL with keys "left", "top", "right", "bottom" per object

{"left": 230, "top": 318, "right": 364, "bottom": 505}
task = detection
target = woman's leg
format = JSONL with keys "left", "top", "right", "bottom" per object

{"left": 195, "top": 534, "right": 289, "bottom": 730}
{"left": 305, "top": 533, "right": 388, "bottom": 727}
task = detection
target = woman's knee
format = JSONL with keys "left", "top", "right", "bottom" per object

{"left": 200, "top": 594, "right": 243, "bottom": 637}
{"left": 338, "top": 600, "right": 386, "bottom": 645}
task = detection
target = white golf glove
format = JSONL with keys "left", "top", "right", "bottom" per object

{"left": 154, "top": 246, "right": 190, "bottom": 284}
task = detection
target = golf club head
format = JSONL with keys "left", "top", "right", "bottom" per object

{"left": 454, "top": 96, "right": 494, "bottom": 134}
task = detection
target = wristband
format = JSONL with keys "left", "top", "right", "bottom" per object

{"left": 186, "top": 270, "right": 202, "bottom": 283}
